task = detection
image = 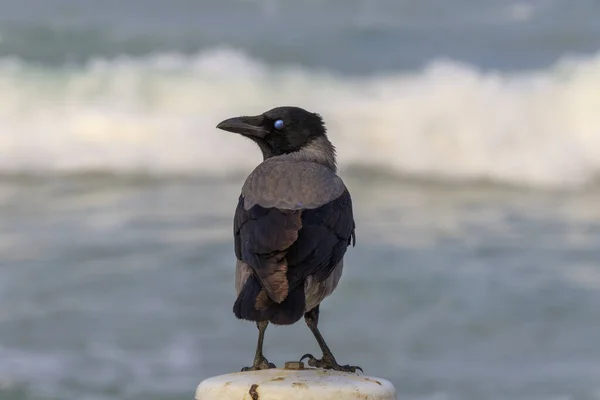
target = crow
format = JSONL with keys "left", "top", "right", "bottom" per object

{"left": 216, "top": 106, "right": 360, "bottom": 373}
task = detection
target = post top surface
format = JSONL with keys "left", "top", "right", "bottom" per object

{"left": 196, "top": 367, "right": 397, "bottom": 400}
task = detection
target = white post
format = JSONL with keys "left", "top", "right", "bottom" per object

{"left": 196, "top": 362, "right": 397, "bottom": 400}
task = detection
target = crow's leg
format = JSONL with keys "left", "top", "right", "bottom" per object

{"left": 241, "top": 321, "right": 276, "bottom": 371}
{"left": 300, "top": 305, "right": 362, "bottom": 373}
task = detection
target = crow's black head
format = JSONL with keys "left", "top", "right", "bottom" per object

{"left": 216, "top": 106, "right": 327, "bottom": 158}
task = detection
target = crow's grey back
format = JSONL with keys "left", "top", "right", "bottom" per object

{"left": 241, "top": 160, "right": 345, "bottom": 210}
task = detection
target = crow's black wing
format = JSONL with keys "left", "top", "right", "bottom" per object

{"left": 234, "top": 188, "right": 355, "bottom": 304}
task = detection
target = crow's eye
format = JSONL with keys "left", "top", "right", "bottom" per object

{"left": 274, "top": 119, "right": 284, "bottom": 130}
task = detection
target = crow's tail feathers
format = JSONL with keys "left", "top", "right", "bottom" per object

{"left": 233, "top": 275, "right": 305, "bottom": 325}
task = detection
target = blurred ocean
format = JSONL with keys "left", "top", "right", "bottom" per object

{"left": 1, "top": 1, "right": 600, "bottom": 399}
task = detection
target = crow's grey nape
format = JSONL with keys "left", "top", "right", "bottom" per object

{"left": 285, "top": 135, "right": 337, "bottom": 172}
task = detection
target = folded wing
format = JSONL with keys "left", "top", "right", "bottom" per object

{"left": 234, "top": 186, "right": 356, "bottom": 305}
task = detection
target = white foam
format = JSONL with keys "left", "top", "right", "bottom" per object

{"left": 1, "top": 48, "right": 600, "bottom": 187}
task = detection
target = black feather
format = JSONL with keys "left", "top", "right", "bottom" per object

{"left": 233, "top": 189, "right": 355, "bottom": 325}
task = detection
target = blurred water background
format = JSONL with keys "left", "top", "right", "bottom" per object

{"left": 1, "top": 1, "right": 600, "bottom": 399}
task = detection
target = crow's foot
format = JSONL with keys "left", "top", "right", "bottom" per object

{"left": 300, "top": 353, "right": 362, "bottom": 373}
{"left": 241, "top": 356, "right": 276, "bottom": 372}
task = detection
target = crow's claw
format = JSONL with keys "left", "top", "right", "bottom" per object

{"left": 300, "top": 353, "right": 362, "bottom": 373}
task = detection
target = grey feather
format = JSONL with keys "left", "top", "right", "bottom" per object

{"left": 235, "top": 260, "right": 253, "bottom": 295}
{"left": 304, "top": 260, "right": 344, "bottom": 312}
{"left": 242, "top": 160, "right": 345, "bottom": 210}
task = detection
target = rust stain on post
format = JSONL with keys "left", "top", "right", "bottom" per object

{"left": 249, "top": 383, "right": 259, "bottom": 400}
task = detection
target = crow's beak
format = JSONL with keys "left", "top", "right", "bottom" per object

{"left": 216, "top": 115, "right": 268, "bottom": 139}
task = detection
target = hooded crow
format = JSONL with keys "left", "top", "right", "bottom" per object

{"left": 216, "top": 106, "right": 360, "bottom": 373}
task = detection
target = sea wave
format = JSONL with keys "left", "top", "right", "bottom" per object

{"left": 0, "top": 48, "right": 599, "bottom": 188}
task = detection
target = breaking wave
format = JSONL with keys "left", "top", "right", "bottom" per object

{"left": 1, "top": 48, "right": 600, "bottom": 188}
